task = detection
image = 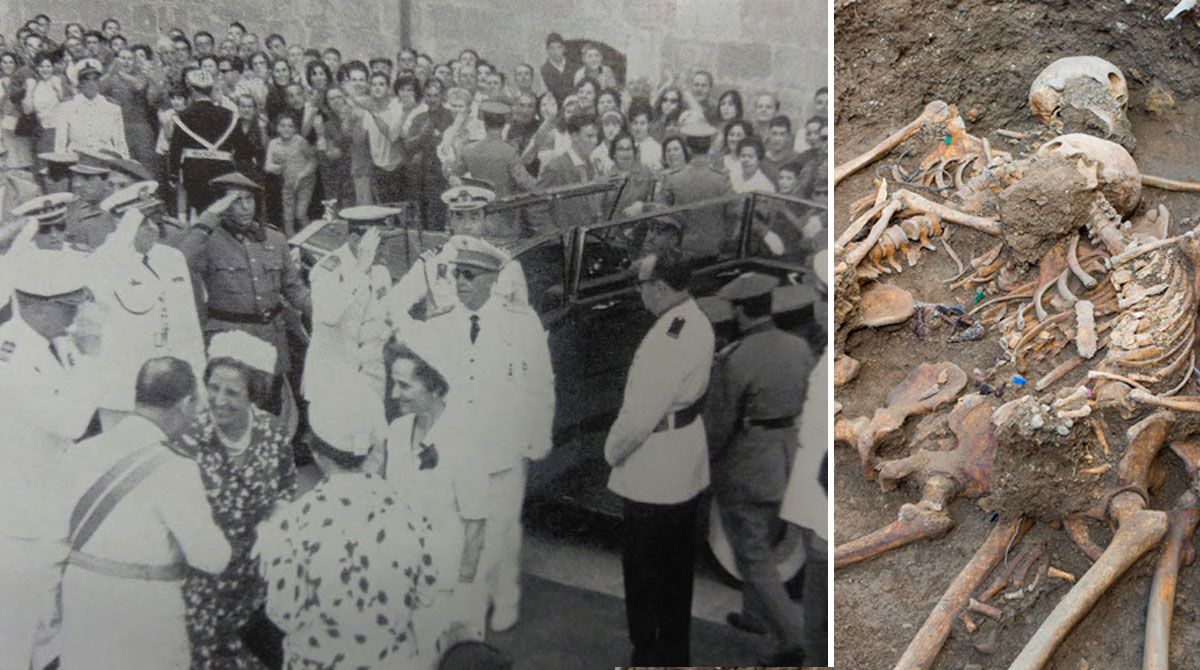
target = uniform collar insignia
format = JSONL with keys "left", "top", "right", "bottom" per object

{"left": 667, "top": 317, "right": 686, "bottom": 338}
{"left": 418, "top": 442, "right": 439, "bottom": 470}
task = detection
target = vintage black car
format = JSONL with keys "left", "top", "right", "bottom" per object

{"left": 292, "top": 183, "right": 826, "bottom": 582}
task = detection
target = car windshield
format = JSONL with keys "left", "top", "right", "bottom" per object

{"left": 573, "top": 190, "right": 825, "bottom": 300}
{"left": 484, "top": 177, "right": 629, "bottom": 241}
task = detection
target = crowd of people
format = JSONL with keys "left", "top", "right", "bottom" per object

{"left": 0, "top": 11, "right": 827, "bottom": 670}
{"left": 1, "top": 15, "right": 827, "bottom": 233}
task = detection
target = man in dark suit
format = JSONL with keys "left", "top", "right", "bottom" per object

{"left": 529, "top": 113, "right": 601, "bottom": 235}
{"left": 704, "top": 271, "right": 815, "bottom": 665}
{"left": 168, "top": 69, "right": 254, "bottom": 217}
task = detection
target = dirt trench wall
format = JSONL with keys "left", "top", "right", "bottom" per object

{"left": 835, "top": 0, "right": 1200, "bottom": 133}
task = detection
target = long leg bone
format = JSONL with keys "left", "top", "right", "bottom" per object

{"left": 1142, "top": 494, "right": 1199, "bottom": 670}
{"left": 1009, "top": 412, "right": 1175, "bottom": 670}
{"left": 1010, "top": 494, "right": 1167, "bottom": 670}
{"left": 1143, "top": 440, "right": 1200, "bottom": 669}
{"left": 834, "top": 100, "right": 956, "bottom": 186}
{"left": 894, "top": 517, "right": 1033, "bottom": 670}
{"left": 833, "top": 476, "right": 956, "bottom": 568}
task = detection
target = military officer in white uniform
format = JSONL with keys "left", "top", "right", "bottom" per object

{"left": 1, "top": 194, "right": 81, "bottom": 322}
{"left": 303, "top": 205, "right": 397, "bottom": 457}
{"left": 396, "top": 235, "right": 554, "bottom": 633}
{"left": 389, "top": 187, "right": 528, "bottom": 327}
{"left": 54, "top": 59, "right": 130, "bottom": 159}
{"left": 604, "top": 249, "right": 714, "bottom": 667}
{"left": 87, "top": 181, "right": 206, "bottom": 424}
{"left": 0, "top": 256, "right": 104, "bottom": 670}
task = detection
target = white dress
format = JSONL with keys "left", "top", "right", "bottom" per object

{"left": 385, "top": 408, "right": 490, "bottom": 644}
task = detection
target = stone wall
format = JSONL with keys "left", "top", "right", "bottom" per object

{"left": 2, "top": 0, "right": 405, "bottom": 62}
{"left": 409, "top": 0, "right": 827, "bottom": 119}
{"left": 3, "top": 0, "right": 825, "bottom": 119}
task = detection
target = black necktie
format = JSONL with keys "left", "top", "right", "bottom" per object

{"left": 469, "top": 314, "right": 480, "bottom": 344}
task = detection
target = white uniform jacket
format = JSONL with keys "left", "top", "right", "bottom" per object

{"left": 53, "top": 415, "right": 231, "bottom": 670}
{"left": 0, "top": 316, "right": 100, "bottom": 538}
{"left": 89, "top": 241, "right": 206, "bottom": 413}
{"left": 604, "top": 298, "right": 714, "bottom": 504}
{"left": 53, "top": 94, "right": 130, "bottom": 158}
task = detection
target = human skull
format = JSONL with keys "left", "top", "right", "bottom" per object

{"left": 1035, "top": 133, "right": 1141, "bottom": 216}
{"left": 1029, "top": 56, "right": 1134, "bottom": 152}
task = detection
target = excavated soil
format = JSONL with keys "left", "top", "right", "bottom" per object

{"left": 835, "top": 1, "right": 1200, "bottom": 668}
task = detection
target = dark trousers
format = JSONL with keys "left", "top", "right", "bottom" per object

{"left": 371, "top": 163, "right": 406, "bottom": 205}
{"left": 720, "top": 499, "right": 805, "bottom": 654}
{"left": 620, "top": 495, "right": 698, "bottom": 666}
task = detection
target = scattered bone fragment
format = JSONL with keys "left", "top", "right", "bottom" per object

{"left": 834, "top": 354, "right": 861, "bottom": 387}
{"left": 1080, "top": 300, "right": 1099, "bottom": 360}
{"left": 1165, "top": 0, "right": 1196, "bottom": 20}
{"left": 849, "top": 282, "right": 915, "bottom": 329}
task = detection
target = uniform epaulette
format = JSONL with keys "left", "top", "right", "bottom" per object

{"left": 666, "top": 316, "right": 686, "bottom": 339}
{"left": 319, "top": 254, "right": 342, "bottom": 272}
{"left": 0, "top": 340, "right": 14, "bottom": 362}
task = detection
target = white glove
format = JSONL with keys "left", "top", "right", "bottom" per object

{"left": 356, "top": 226, "right": 381, "bottom": 273}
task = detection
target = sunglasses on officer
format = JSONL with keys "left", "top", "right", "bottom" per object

{"left": 452, "top": 266, "right": 494, "bottom": 281}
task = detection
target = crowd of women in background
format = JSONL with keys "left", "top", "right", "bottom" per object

{"left": 1, "top": 16, "right": 825, "bottom": 236}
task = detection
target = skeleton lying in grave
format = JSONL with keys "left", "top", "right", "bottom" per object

{"left": 833, "top": 54, "right": 1200, "bottom": 670}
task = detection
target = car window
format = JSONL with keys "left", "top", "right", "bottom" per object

{"left": 744, "top": 192, "right": 825, "bottom": 263}
{"left": 517, "top": 237, "right": 568, "bottom": 314}
{"left": 577, "top": 223, "right": 640, "bottom": 297}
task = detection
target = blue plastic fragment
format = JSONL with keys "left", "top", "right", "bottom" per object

{"left": 1011, "top": 375, "right": 1027, "bottom": 386}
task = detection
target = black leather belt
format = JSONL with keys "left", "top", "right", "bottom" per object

{"left": 207, "top": 305, "right": 282, "bottom": 324}
{"left": 747, "top": 416, "right": 797, "bottom": 430}
{"left": 654, "top": 395, "right": 706, "bottom": 433}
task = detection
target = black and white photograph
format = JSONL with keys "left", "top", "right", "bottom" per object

{"left": 834, "top": 1, "right": 1200, "bottom": 668}
{"left": 0, "top": 1, "right": 828, "bottom": 668}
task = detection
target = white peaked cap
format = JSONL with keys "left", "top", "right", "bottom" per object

{"left": 207, "top": 330, "right": 278, "bottom": 374}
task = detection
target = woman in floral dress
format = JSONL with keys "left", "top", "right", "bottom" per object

{"left": 257, "top": 402, "right": 440, "bottom": 669}
{"left": 179, "top": 334, "right": 296, "bottom": 669}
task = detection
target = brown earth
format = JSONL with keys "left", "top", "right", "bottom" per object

{"left": 834, "top": 1, "right": 1200, "bottom": 668}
